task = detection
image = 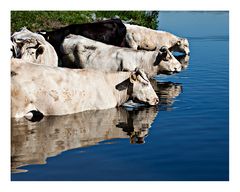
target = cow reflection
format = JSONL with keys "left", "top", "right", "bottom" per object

{"left": 11, "top": 81, "right": 183, "bottom": 172}
{"left": 11, "top": 107, "right": 157, "bottom": 173}
{"left": 150, "top": 79, "right": 183, "bottom": 111}
{"left": 117, "top": 80, "right": 183, "bottom": 143}
{"left": 116, "top": 107, "right": 157, "bottom": 144}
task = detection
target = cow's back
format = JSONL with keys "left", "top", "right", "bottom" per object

{"left": 68, "top": 19, "right": 126, "bottom": 46}
{"left": 44, "top": 19, "right": 127, "bottom": 59}
{"left": 11, "top": 59, "right": 119, "bottom": 117}
{"left": 125, "top": 23, "right": 178, "bottom": 50}
{"left": 61, "top": 34, "right": 124, "bottom": 70}
{"left": 61, "top": 34, "right": 153, "bottom": 70}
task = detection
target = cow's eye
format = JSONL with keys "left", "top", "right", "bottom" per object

{"left": 163, "top": 57, "right": 170, "bottom": 61}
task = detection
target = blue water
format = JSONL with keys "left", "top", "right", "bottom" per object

{"left": 11, "top": 11, "right": 229, "bottom": 181}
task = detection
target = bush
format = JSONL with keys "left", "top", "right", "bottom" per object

{"left": 11, "top": 11, "right": 159, "bottom": 33}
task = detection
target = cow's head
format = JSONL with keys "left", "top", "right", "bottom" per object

{"left": 171, "top": 38, "right": 190, "bottom": 55}
{"left": 13, "top": 38, "right": 46, "bottom": 63}
{"left": 38, "top": 29, "right": 70, "bottom": 47}
{"left": 11, "top": 28, "right": 57, "bottom": 66}
{"left": 175, "top": 54, "right": 190, "bottom": 69}
{"left": 154, "top": 46, "right": 182, "bottom": 75}
{"left": 129, "top": 69, "right": 159, "bottom": 105}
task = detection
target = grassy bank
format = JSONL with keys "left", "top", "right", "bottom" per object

{"left": 11, "top": 11, "right": 159, "bottom": 33}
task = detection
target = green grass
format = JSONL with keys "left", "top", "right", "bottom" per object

{"left": 11, "top": 11, "right": 159, "bottom": 32}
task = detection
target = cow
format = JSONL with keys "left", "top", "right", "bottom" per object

{"left": 11, "top": 58, "right": 159, "bottom": 119}
{"left": 60, "top": 35, "right": 182, "bottom": 77}
{"left": 11, "top": 28, "right": 58, "bottom": 67}
{"left": 124, "top": 23, "right": 190, "bottom": 55}
{"left": 38, "top": 19, "right": 127, "bottom": 61}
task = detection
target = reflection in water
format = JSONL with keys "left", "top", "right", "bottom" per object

{"left": 151, "top": 79, "right": 182, "bottom": 111}
{"left": 116, "top": 108, "right": 155, "bottom": 144}
{"left": 11, "top": 80, "right": 183, "bottom": 173}
{"left": 11, "top": 107, "right": 158, "bottom": 173}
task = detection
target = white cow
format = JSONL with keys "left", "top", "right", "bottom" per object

{"left": 11, "top": 58, "right": 159, "bottom": 119}
{"left": 11, "top": 28, "right": 58, "bottom": 66}
{"left": 60, "top": 35, "right": 182, "bottom": 77}
{"left": 124, "top": 23, "right": 190, "bottom": 55}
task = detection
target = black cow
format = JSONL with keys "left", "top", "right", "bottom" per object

{"left": 38, "top": 19, "right": 127, "bottom": 64}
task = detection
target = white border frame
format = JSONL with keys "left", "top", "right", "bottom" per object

{"left": 1, "top": 0, "right": 239, "bottom": 191}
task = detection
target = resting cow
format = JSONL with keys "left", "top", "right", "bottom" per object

{"left": 11, "top": 58, "right": 159, "bottom": 119}
{"left": 11, "top": 28, "right": 58, "bottom": 66}
{"left": 60, "top": 35, "right": 182, "bottom": 77}
{"left": 124, "top": 23, "right": 190, "bottom": 55}
{"left": 39, "top": 19, "right": 126, "bottom": 60}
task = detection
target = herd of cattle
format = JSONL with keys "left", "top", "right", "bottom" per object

{"left": 11, "top": 18, "right": 190, "bottom": 120}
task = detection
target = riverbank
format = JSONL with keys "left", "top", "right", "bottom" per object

{"left": 11, "top": 11, "right": 158, "bottom": 32}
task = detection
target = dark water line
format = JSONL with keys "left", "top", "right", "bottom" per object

{"left": 187, "top": 35, "right": 229, "bottom": 41}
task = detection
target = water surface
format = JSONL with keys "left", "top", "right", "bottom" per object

{"left": 11, "top": 11, "right": 229, "bottom": 181}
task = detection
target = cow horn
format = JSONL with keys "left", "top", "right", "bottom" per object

{"left": 16, "top": 38, "right": 34, "bottom": 44}
{"left": 15, "top": 39, "right": 23, "bottom": 44}
{"left": 38, "top": 31, "right": 47, "bottom": 35}
{"left": 160, "top": 46, "right": 168, "bottom": 53}
{"left": 160, "top": 46, "right": 173, "bottom": 59}
{"left": 135, "top": 68, "right": 149, "bottom": 83}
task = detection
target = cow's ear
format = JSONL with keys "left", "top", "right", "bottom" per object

{"left": 115, "top": 79, "right": 130, "bottom": 91}
{"left": 36, "top": 46, "right": 44, "bottom": 59}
